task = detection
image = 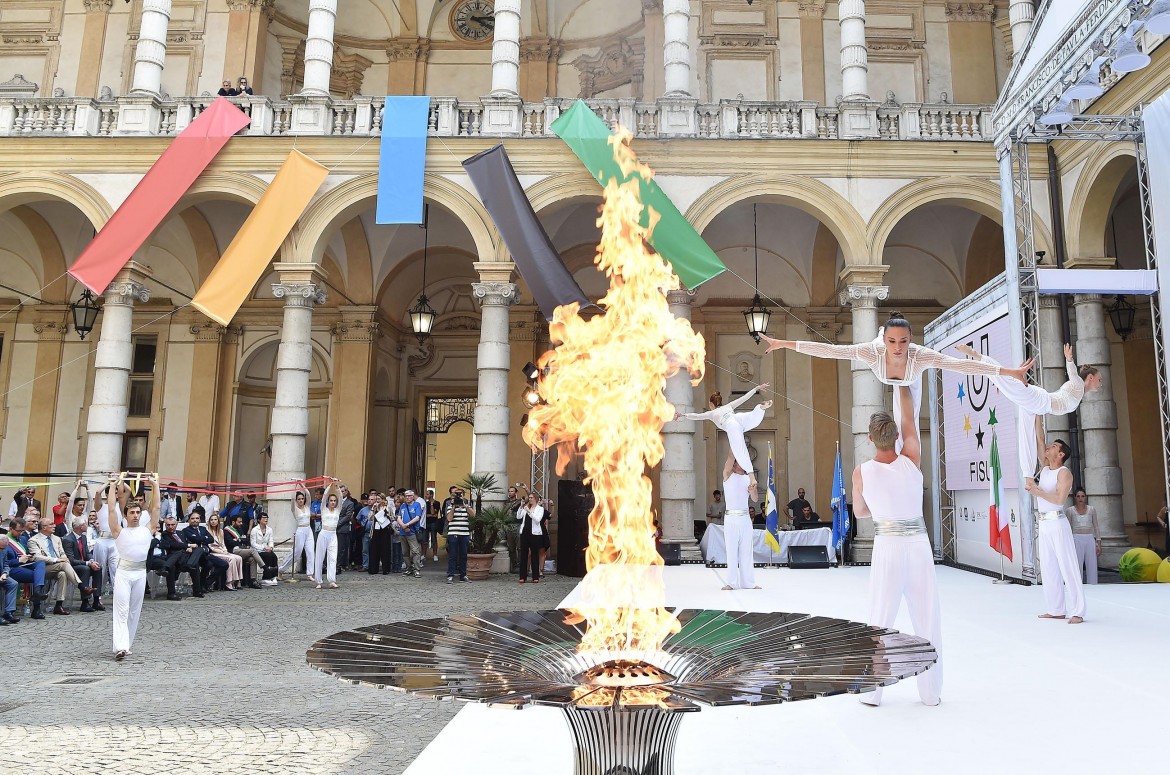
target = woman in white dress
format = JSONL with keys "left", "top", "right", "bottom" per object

{"left": 676, "top": 384, "right": 773, "bottom": 500}
{"left": 109, "top": 473, "right": 158, "bottom": 662}
{"left": 761, "top": 312, "right": 1029, "bottom": 444}
{"left": 314, "top": 481, "right": 341, "bottom": 589}
{"left": 279, "top": 485, "right": 316, "bottom": 583}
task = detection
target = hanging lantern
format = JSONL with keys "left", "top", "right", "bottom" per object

{"left": 70, "top": 289, "right": 102, "bottom": 340}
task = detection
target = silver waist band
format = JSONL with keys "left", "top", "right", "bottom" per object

{"left": 118, "top": 558, "right": 146, "bottom": 572}
{"left": 98, "top": 531, "right": 114, "bottom": 539}
{"left": 725, "top": 509, "right": 750, "bottom": 518}
{"left": 873, "top": 518, "right": 927, "bottom": 537}
{"left": 1037, "top": 510, "right": 1064, "bottom": 522}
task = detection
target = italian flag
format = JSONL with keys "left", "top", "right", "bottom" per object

{"left": 988, "top": 431, "right": 1013, "bottom": 561}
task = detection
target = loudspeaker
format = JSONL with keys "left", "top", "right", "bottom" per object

{"left": 787, "top": 545, "right": 831, "bottom": 569}
{"left": 659, "top": 542, "right": 682, "bottom": 566}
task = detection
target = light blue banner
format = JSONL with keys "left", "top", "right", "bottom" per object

{"left": 376, "top": 96, "right": 430, "bottom": 224}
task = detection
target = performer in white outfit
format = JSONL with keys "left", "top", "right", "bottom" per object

{"left": 1065, "top": 487, "right": 1101, "bottom": 585}
{"left": 852, "top": 385, "right": 942, "bottom": 707}
{"left": 94, "top": 481, "right": 129, "bottom": 593}
{"left": 956, "top": 343, "right": 1101, "bottom": 475}
{"left": 1024, "top": 419, "right": 1084, "bottom": 623}
{"left": 763, "top": 313, "right": 1028, "bottom": 448}
{"left": 108, "top": 473, "right": 158, "bottom": 661}
{"left": 677, "top": 384, "right": 773, "bottom": 498}
{"left": 279, "top": 485, "right": 317, "bottom": 582}
{"left": 314, "top": 481, "right": 341, "bottom": 589}
{"left": 721, "top": 449, "right": 759, "bottom": 591}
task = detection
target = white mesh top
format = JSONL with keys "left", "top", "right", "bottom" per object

{"left": 793, "top": 340, "right": 1003, "bottom": 385}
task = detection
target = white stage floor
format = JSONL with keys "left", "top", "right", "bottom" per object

{"left": 407, "top": 565, "right": 1167, "bottom": 774}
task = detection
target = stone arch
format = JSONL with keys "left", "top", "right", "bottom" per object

{"left": 1066, "top": 145, "right": 1137, "bottom": 260}
{"left": 293, "top": 173, "right": 497, "bottom": 266}
{"left": 0, "top": 172, "right": 113, "bottom": 229}
{"left": 6, "top": 205, "right": 68, "bottom": 302}
{"left": 177, "top": 174, "right": 268, "bottom": 208}
{"left": 525, "top": 171, "right": 605, "bottom": 213}
{"left": 868, "top": 178, "right": 1005, "bottom": 253}
{"left": 686, "top": 175, "right": 869, "bottom": 267}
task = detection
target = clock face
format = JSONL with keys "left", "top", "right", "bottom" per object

{"left": 451, "top": 0, "right": 495, "bottom": 43}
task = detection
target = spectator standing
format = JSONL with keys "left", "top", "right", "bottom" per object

{"left": 445, "top": 493, "right": 473, "bottom": 583}
{"left": 367, "top": 494, "right": 395, "bottom": 574}
{"left": 424, "top": 489, "right": 443, "bottom": 562}
{"left": 236, "top": 77, "right": 253, "bottom": 95}
{"left": 358, "top": 491, "right": 372, "bottom": 571}
{"left": 516, "top": 493, "right": 545, "bottom": 583}
{"left": 336, "top": 485, "right": 357, "bottom": 571}
{"left": 396, "top": 490, "right": 424, "bottom": 578}
{"left": 1064, "top": 487, "right": 1101, "bottom": 585}
{"left": 158, "top": 483, "right": 182, "bottom": 524}
{"left": 220, "top": 493, "right": 255, "bottom": 535}
{"left": 707, "top": 490, "right": 725, "bottom": 525}
{"left": 785, "top": 488, "right": 811, "bottom": 526}
{"left": 51, "top": 491, "right": 71, "bottom": 537}
{"left": 217, "top": 80, "right": 237, "bottom": 96}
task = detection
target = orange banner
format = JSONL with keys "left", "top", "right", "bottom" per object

{"left": 192, "top": 150, "right": 328, "bottom": 326}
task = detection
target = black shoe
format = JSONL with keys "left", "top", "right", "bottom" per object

{"left": 192, "top": 592, "right": 205, "bottom": 598}
{"left": 0, "top": 619, "right": 7, "bottom": 626}
{"left": 80, "top": 603, "right": 94, "bottom": 613}
{"left": 31, "top": 603, "right": 45, "bottom": 620}
{"left": 53, "top": 603, "right": 70, "bottom": 616}
{"left": 91, "top": 600, "right": 105, "bottom": 611}
{"left": 32, "top": 585, "right": 49, "bottom": 602}
{"left": 250, "top": 581, "right": 262, "bottom": 589}
{"left": 166, "top": 593, "right": 181, "bottom": 601}
{"left": 2, "top": 614, "right": 19, "bottom": 624}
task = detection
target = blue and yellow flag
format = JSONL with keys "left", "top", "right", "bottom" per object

{"left": 764, "top": 443, "right": 782, "bottom": 555}
{"left": 831, "top": 443, "right": 849, "bottom": 553}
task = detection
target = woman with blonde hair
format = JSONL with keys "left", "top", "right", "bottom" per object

{"left": 206, "top": 512, "right": 244, "bottom": 591}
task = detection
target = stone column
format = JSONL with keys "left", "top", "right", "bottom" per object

{"left": 490, "top": 0, "right": 522, "bottom": 96}
{"left": 327, "top": 307, "right": 379, "bottom": 493}
{"left": 661, "top": 290, "right": 701, "bottom": 560}
{"left": 83, "top": 262, "right": 152, "bottom": 475}
{"left": 798, "top": 1, "right": 827, "bottom": 103}
{"left": 1009, "top": 0, "right": 1036, "bottom": 59}
{"left": 77, "top": 1, "right": 113, "bottom": 97}
{"left": 130, "top": 0, "right": 172, "bottom": 95}
{"left": 839, "top": 0, "right": 869, "bottom": 101}
{"left": 267, "top": 263, "right": 327, "bottom": 542}
{"left": 840, "top": 280, "right": 888, "bottom": 563}
{"left": 224, "top": 0, "right": 274, "bottom": 88}
{"left": 663, "top": 0, "right": 691, "bottom": 96}
{"left": 301, "top": 0, "right": 337, "bottom": 96}
{"left": 1072, "top": 293, "right": 1127, "bottom": 566}
{"left": 471, "top": 264, "right": 519, "bottom": 502}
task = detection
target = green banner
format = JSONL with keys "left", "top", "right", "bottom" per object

{"left": 550, "top": 100, "right": 727, "bottom": 290}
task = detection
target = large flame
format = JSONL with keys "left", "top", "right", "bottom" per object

{"left": 523, "top": 129, "right": 705, "bottom": 658}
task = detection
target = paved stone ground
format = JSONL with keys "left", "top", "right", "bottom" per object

{"left": 0, "top": 561, "right": 575, "bottom": 775}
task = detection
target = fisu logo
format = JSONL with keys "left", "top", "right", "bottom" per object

{"left": 966, "top": 333, "right": 992, "bottom": 413}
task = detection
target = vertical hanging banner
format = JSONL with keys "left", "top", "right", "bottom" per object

{"left": 463, "top": 144, "right": 592, "bottom": 320}
{"left": 69, "top": 97, "right": 251, "bottom": 294}
{"left": 191, "top": 150, "right": 329, "bottom": 326}
{"left": 550, "top": 100, "right": 727, "bottom": 290}
{"left": 376, "top": 96, "right": 430, "bottom": 224}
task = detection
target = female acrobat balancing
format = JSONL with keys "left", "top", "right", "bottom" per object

{"left": 675, "top": 384, "right": 773, "bottom": 501}
{"left": 955, "top": 342, "right": 1101, "bottom": 475}
{"left": 760, "top": 312, "right": 1029, "bottom": 443}
{"left": 279, "top": 483, "right": 316, "bottom": 583}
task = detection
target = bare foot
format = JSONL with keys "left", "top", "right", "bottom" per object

{"left": 955, "top": 343, "right": 979, "bottom": 358}
{"left": 1038, "top": 613, "right": 1066, "bottom": 620}
{"left": 751, "top": 585, "right": 762, "bottom": 590}
{"left": 1068, "top": 616, "right": 1084, "bottom": 624}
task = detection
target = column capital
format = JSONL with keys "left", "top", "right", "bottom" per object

{"left": 473, "top": 261, "right": 515, "bottom": 284}
{"left": 33, "top": 317, "right": 68, "bottom": 341}
{"left": 106, "top": 260, "right": 153, "bottom": 305}
{"left": 226, "top": 0, "right": 274, "bottom": 11}
{"left": 1065, "top": 256, "right": 1117, "bottom": 270}
{"left": 1072, "top": 293, "right": 1107, "bottom": 306}
{"left": 472, "top": 282, "right": 520, "bottom": 307}
{"left": 666, "top": 288, "right": 697, "bottom": 306}
{"left": 83, "top": 0, "right": 114, "bottom": 12}
{"left": 945, "top": 2, "right": 996, "bottom": 23}
{"left": 1038, "top": 295, "right": 1061, "bottom": 310}
{"left": 839, "top": 285, "right": 889, "bottom": 309}
{"left": 189, "top": 321, "right": 242, "bottom": 343}
{"left": 798, "top": 1, "right": 827, "bottom": 18}
{"left": 332, "top": 305, "right": 381, "bottom": 342}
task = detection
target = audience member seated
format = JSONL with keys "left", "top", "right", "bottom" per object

{"left": 26, "top": 509, "right": 83, "bottom": 615}
{"left": 794, "top": 504, "right": 823, "bottom": 529}
{"left": 4, "top": 520, "right": 47, "bottom": 619}
{"left": 161, "top": 517, "right": 205, "bottom": 598}
{"left": 181, "top": 512, "right": 226, "bottom": 592}
{"left": 0, "top": 534, "right": 22, "bottom": 624}
{"left": 206, "top": 513, "right": 243, "bottom": 591}
{"left": 63, "top": 517, "right": 104, "bottom": 612}
{"left": 224, "top": 514, "right": 263, "bottom": 589}
{"left": 248, "top": 514, "right": 279, "bottom": 586}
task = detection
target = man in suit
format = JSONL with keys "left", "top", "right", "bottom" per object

{"left": 0, "top": 534, "right": 20, "bottom": 624}
{"left": 4, "top": 520, "right": 48, "bottom": 619}
{"left": 158, "top": 483, "right": 183, "bottom": 524}
{"left": 26, "top": 509, "right": 84, "bottom": 615}
{"left": 63, "top": 517, "right": 104, "bottom": 612}
{"left": 224, "top": 514, "right": 263, "bottom": 589}
{"left": 180, "top": 512, "right": 225, "bottom": 591}
{"left": 7, "top": 487, "right": 42, "bottom": 519}
{"left": 160, "top": 517, "right": 203, "bottom": 598}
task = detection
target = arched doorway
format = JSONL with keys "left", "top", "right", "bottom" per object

{"left": 422, "top": 397, "right": 476, "bottom": 498}
{"left": 233, "top": 339, "right": 332, "bottom": 487}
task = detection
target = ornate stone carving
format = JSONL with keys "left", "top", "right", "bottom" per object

{"left": 107, "top": 279, "right": 151, "bottom": 305}
{"left": 471, "top": 282, "right": 519, "bottom": 307}
{"left": 798, "top": 0, "right": 827, "bottom": 18}
{"left": 272, "top": 282, "right": 327, "bottom": 307}
{"left": 435, "top": 315, "right": 481, "bottom": 332}
{"left": 189, "top": 322, "right": 242, "bottom": 342}
{"left": 226, "top": 0, "right": 275, "bottom": 11}
{"left": 944, "top": 2, "right": 996, "bottom": 22}
{"left": 331, "top": 320, "right": 380, "bottom": 342}
{"left": 520, "top": 37, "right": 555, "bottom": 63}
{"left": 84, "top": 0, "right": 114, "bottom": 12}
{"left": 839, "top": 285, "right": 889, "bottom": 309}
{"left": 33, "top": 320, "right": 66, "bottom": 340}
{"left": 0, "top": 74, "right": 38, "bottom": 97}
{"left": 573, "top": 38, "right": 645, "bottom": 99}
{"left": 386, "top": 37, "right": 430, "bottom": 62}
{"left": 665, "top": 289, "right": 697, "bottom": 306}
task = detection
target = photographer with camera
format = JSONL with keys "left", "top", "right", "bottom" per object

{"left": 444, "top": 490, "right": 473, "bottom": 583}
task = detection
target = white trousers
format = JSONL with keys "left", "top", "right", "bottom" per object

{"left": 1072, "top": 533, "right": 1098, "bottom": 585}
{"left": 112, "top": 568, "right": 146, "bottom": 653}
{"left": 725, "top": 405, "right": 765, "bottom": 475}
{"left": 723, "top": 511, "right": 755, "bottom": 589}
{"left": 864, "top": 533, "right": 942, "bottom": 706}
{"left": 1038, "top": 518, "right": 1086, "bottom": 617}
{"left": 95, "top": 537, "right": 119, "bottom": 590}
{"left": 981, "top": 355, "right": 1053, "bottom": 477}
{"left": 280, "top": 526, "right": 316, "bottom": 576}
{"left": 314, "top": 530, "right": 337, "bottom": 584}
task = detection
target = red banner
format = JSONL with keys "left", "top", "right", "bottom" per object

{"left": 68, "top": 98, "right": 251, "bottom": 294}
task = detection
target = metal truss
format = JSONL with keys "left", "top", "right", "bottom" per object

{"left": 928, "top": 368, "right": 955, "bottom": 564}
{"left": 530, "top": 442, "right": 550, "bottom": 501}
{"left": 1010, "top": 138, "right": 1043, "bottom": 375}
{"left": 1028, "top": 114, "right": 1145, "bottom": 142}
{"left": 1134, "top": 128, "right": 1170, "bottom": 521}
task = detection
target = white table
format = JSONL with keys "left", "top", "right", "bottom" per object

{"left": 699, "top": 525, "right": 836, "bottom": 564}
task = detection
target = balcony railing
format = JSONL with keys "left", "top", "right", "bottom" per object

{"left": 0, "top": 94, "right": 994, "bottom": 142}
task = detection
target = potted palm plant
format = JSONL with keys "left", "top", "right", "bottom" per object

{"left": 459, "top": 473, "right": 505, "bottom": 580}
